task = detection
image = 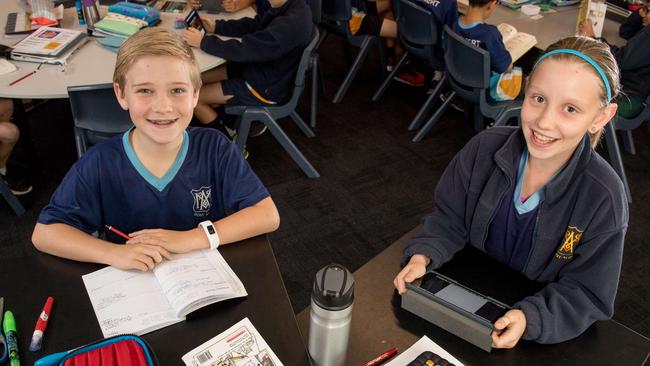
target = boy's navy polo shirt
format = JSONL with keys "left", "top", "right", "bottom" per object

{"left": 38, "top": 128, "right": 269, "bottom": 243}
{"left": 451, "top": 19, "right": 511, "bottom": 74}
{"left": 415, "top": 0, "right": 459, "bottom": 28}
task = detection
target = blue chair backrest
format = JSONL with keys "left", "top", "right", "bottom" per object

{"left": 395, "top": 0, "right": 441, "bottom": 67}
{"left": 307, "top": 0, "right": 322, "bottom": 24}
{"left": 443, "top": 25, "right": 490, "bottom": 92}
{"left": 321, "top": 0, "right": 352, "bottom": 36}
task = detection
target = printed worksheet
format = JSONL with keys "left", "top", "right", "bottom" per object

{"left": 182, "top": 318, "right": 283, "bottom": 366}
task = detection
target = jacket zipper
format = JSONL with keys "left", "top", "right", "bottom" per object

{"left": 522, "top": 203, "right": 543, "bottom": 274}
{"left": 480, "top": 166, "right": 512, "bottom": 248}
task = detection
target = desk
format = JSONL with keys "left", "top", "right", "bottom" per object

{"left": 297, "top": 227, "right": 650, "bottom": 365}
{"left": 0, "top": 235, "right": 311, "bottom": 365}
{"left": 489, "top": 5, "right": 625, "bottom": 50}
{"left": 0, "top": 2, "right": 254, "bottom": 99}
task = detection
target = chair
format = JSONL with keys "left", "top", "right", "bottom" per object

{"left": 226, "top": 28, "right": 321, "bottom": 178}
{"left": 413, "top": 25, "right": 522, "bottom": 142}
{"left": 372, "top": 0, "right": 445, "bottom": 131}
{"left": 613, "top": 94, "right": 650, "bottom": 155}
{"left": 320, "top": 0, "right": 387, "bottom": 103}
{"left": 67, "top": 83, "right": 133, "bottom": 158}
{"left": 298, "top": 0, "right": 324, "bottom": 128}
{"left": 0, "top": 178, "right": 25, "bottom": 216}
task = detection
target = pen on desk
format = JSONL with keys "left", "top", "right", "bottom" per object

{"left": 29, "top": 296, "right": 54, "bottom": 352}
{"left": 105, "top": 225, "right": 131, "bottom": 240}
{"left": 8, "top": 70, "right": 36, "bottom": 86}
{"left": 3, "top": 310, "right": 21, "bottom": 366}
{"left": 360, "top": 347, "right": 398, "bottom": 366}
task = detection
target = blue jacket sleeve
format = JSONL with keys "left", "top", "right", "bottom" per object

{"left": 214, "top": 15, "right": 262, "bottom": 37}
{"left": 619, "top": 10, "right": 643, "bottom": 40}
{"left": 609, "top": 26, "right": 650, "bottom": 72}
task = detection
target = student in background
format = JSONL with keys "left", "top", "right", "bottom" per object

{"left": 188, "top": 0, "right": 271, "bottom": 15}
{"left": 452, "top": 0, "right": 521, "bottom": 101}
{"left": 619, "top": 1, "right": 650, "bottom": 40}
{"left": 32, "top": 29, "right": 280, "bottom": 272}
{"left": 181, "top": 0, "right": 312, "bottom": 129}
{"left": 0, "top": 98, "right": 32, "bottom": 196}
{"left": 580, "top": 19, "right": 650, "bottom": 118}
{"left": 394, "top": 37, "right": 627, "bottom": 348}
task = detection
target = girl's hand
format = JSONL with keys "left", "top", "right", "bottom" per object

{"left": 393, "top": 254, "right": 430, "bottom": 294}
{"left": 222, "top": 0, "right": 240, "bottom": 12}
{"left": 127, "top": 228, "right": 208, "bottom": 254}
{"left": 202, "top": 17, "right": 216, "bottom": 33}
{"left": 181, "top": 28, "right": 204, "bottom": 47}
{"left": 108, "top": 243, "right": 172, "bottom": 271}
{"left": 491, "top": 309, "right": 527, "bottom": 348}
{"left": 578, "top": 19, "right": 595, "bottom": 37}
{"left": 188, "top": 0, "right": 203, "bottom": 9}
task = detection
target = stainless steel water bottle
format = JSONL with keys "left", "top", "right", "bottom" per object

{"left": 308, "top": 264, "right": 355, "bottom": 366}
{"left": 81, "top": 0, "right": 99, "bottom": 28}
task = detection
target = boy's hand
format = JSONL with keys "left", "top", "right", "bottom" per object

{"left": 127, "top": 228, "right": 208, "bottom": 254}
{"left": 393, "top": 254, "right": 429, "bottom": 294}
{"left": 222, "top": 0, "right": 240, "bottom": 12}
{"left": 491, "top": 309, "right": 527, "bottom": 348}
{"left": 108, "top": 243, "right": 172, "bottom": 272}
{"left": 188, "top": 0, "right": 203, "bottom": 8}
{"left": 578, "top": 19, "right": 596, "bottom": 37}
{"left": 182, "top": 28, "right": 204, "bottom": 48}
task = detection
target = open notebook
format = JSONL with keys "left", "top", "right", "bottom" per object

{"left": 498, "top": 23, "right": 538, "bottom": 62}
{"left": 83, "top": 249, "right": 247, "bottom": 337}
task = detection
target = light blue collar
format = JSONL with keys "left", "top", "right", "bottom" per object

{"left": 122, "top": 128, "right": 189, "bottom": 192}
{"left": 514, "top": 149, "right": 545, "bottom": 214}
{"left": 457, "top": 18, "right": 483, "bottom": 29}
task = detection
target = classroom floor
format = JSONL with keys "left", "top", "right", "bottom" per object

{"left": 1, "top": 35, "right": 648, "bottom": 339}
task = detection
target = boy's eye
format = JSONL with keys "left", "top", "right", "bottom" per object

{"left": 137, "top": 88, "right": 152, "bottom": 94}
{"left": 171, "top": 88, "right": 186, "bottom": 94}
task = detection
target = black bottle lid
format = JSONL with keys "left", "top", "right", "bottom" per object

{"left": 311, "top": 264, "right": 354, "bottom": 311}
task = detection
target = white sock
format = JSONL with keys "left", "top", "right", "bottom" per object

{"left": 0, "top": 166, "right": 6, "bottom": 175}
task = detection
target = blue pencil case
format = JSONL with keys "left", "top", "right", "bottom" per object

{"left": 34, "top": 335, "right": 159, "bottom": 366}
{"left": 107, "top": 2, "right": 161, "bottom": 25}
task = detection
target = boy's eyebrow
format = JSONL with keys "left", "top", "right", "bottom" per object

{"left": 130, "top": 81, "right": 192, "bottom": 87}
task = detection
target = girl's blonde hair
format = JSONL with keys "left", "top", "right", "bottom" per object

{"left": 528, "top": 36, "right": 621, "bottom": 148}
{"left": 113, "top": 28, "right": 202, "bottom": 94}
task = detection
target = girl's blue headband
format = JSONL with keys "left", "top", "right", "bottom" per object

{"left": 534, "top": 48, "right": 612, "bottom": 102}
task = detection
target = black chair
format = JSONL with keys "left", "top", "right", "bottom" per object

{"left": 67, "top": 83, "right": 133, "bottom": 158}
{"left": 300, "top": 0, "right": 324, "bottom": 128}
{"left": 413, "top": 25, "right": 522, "bottom": 142}
{"left": 0, "top": 179, "right": 25, "bottom": 216}
{"left": 372, "top": 0, "right": 444, "bottom": 131}
{"left": 320, "top": 0, "right": 387, "bottom": 104}
{"left": 226, "top": 28, "right": 320, "bottom": 178}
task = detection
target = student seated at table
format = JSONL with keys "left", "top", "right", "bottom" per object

{"left": 32, "top": 28, "right": 280, "bottom": 272}
{"left": 619, "top": 0, "right": 650, "bottom": 40}
{"left": 181, "top": 0, "right": 312, "bottom": 130}
{"left": 0, "top": 98, "right": 32, "bottom": 196}
{"left": 579, "top": 19, "right": 650, "bottom": 118}
{"left": 394, "top": 37, "right": 627, "bottom": 347}
{"left": 452, "top": 0, "right": 521, "bottom": 101}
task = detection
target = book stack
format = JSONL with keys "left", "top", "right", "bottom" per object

{"left": 10, "top": 26, "right": 87, "bottom": 65}
{"left": 500, "top": 0, "right": 540, "bottom": 10}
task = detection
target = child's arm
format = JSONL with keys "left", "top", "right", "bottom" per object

{"left": 32, "top": 223, "right": 172, "bottom": 272}
{"left": 124, "top": 197, "right": 280, "bottom": 253}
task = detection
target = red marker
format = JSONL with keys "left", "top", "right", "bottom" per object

{"left": 360, "top": 347, "right": 398, "bottom": 366}
{"left": 29, "top": 296, "right": 54, "bottom": 352}
{"left": 105, "top": 225, "right": 131, "bottom": 241}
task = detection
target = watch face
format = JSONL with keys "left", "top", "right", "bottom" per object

{"left": 207, "top": 225, "right": 215, "bottom": 235}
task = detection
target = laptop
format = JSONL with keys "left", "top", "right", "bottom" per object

{"left": 200, "top": 0, "right": 225, "bottom": 13}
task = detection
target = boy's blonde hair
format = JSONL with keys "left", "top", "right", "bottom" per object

{"left": 528, "top": 36, "right": 620, "bottom": 148}
{"left": 113, "top": 28, "right": 202, "bottom": 94}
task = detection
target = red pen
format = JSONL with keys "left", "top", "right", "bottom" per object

{"left": 105, "top": 225, "right": 131, "bottom": 241}
{"left": 29, "top": 296, "right": 55, "bottom": 352}
{"left": 8, "top": 70, "right": 36, "bottom": 86}
{"left": 360, "top": 347, "right": 398, "bottom": 366}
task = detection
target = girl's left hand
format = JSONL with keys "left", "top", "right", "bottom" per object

{"left": 127, "top": 228, "right": 207, "bottom": 254}
{"left": 491, "top": 309, "right": 527, "bottom": 348}
{"left": 181, "top": 28, "right": 203, "bottom": 48}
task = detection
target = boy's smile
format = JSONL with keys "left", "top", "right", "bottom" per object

{"left": 114, "top": 55, "right": 199, "bottom": 148}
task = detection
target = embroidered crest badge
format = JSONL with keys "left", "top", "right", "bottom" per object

{"left": 191, "top": 186, "right": 212, "bottom": 217}
{"left": 555, "top": 226, "right": 584, "bottom": 260}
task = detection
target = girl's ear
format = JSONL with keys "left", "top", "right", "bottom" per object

{"left": 590, "top": 102, "right": 618, "bottom": 133}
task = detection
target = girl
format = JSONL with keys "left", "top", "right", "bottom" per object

{"left": 393, "top": 36, "right": 628, "bottom": 348}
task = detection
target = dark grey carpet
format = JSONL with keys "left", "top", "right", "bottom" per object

{"left": 1, "top": 35, "right": 648, "bottom": 339}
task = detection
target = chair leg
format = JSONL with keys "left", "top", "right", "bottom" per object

{"left": 619, "top": 130, "right": 636, "bottom": 155}
{"left": 473, "top": 107, "right": 484, "bottom": 131}
{"left": 413, "top": 91, "right": 456, "bottom": 142}
{"left": 333, "top": 37, "right": 373, "bottom": 104}
{"left": 310, "top": 54, "right": 319, "bottom": 128}
{"left": 377, "top": 39, "right": 388, "bottom": 79}
{"left": 235, "top": 114, "right": 253, "bottom": 152}
{"left": 604, "top": 123, "right": 632, "bottom": 203}
{"left": 408, "top": 75, "right": 446, "bottom": 131}
{"left": 290, "top": 111, "right": 316, "bottom": 138}
{"left": 75, "top": 127, "right": 87, "bottom": 158}
{"left": 372, "top": 52, "right": 409, "bottom": 102}
{"left": 263, "top": 112, "right": 320, "bottom": 178}
{"left": 0, "top": 179, "right": 25, "bottom": 216}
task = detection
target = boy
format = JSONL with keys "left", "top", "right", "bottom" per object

{"left": 181, "top": 0, "right": 313, "bottom": 126}
{"left": 619, "top": 1, "right": 650, "bottom": 40}
{"left": 32, "top": 28, "right": 280, "bottom": 272}
{"left": 452, "top": 0, "right": 521, "bottom": 100}
{"left": 0, "top": 98, "right": 32, "bottom": 196}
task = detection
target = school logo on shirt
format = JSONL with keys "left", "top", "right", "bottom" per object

{"left": 191, "top": 186, "right": 212, "bottom": 217}
{"left": 555, "top": 226, "right": 584, "bottom": 260}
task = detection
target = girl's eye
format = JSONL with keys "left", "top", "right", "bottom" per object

{"left": 565, "top": 105, "right": 578, "bottom": 113}
{"left": 532, "top": 95, "right": 544, "bottom": 103}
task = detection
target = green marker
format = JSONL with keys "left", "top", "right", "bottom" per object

{"left": 3, "top": 310, "right": 20, "bottom": 366}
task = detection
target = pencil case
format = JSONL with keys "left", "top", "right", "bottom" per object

{"left": 107, "top": 2, "right": 161, "bottom": 25}
{"left": 34, "top": 334, "right": 159, "bottom": 366}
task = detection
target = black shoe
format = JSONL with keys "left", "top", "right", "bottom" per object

{"left": 1, "top": 172, "right": 32, "bottom": 196}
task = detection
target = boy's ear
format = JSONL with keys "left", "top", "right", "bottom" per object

{"left": 591, "top": 102, "right": 618, "bottom": 132}
{"left": 113, "top": 82, "right": 129, "bottom": 111}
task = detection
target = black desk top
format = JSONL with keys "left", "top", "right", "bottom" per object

{"left": 1, "top": 236, "right": 311, "bottom": 365}
{"left": 297, "top": 227, "right": 650, "bottom": 365}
